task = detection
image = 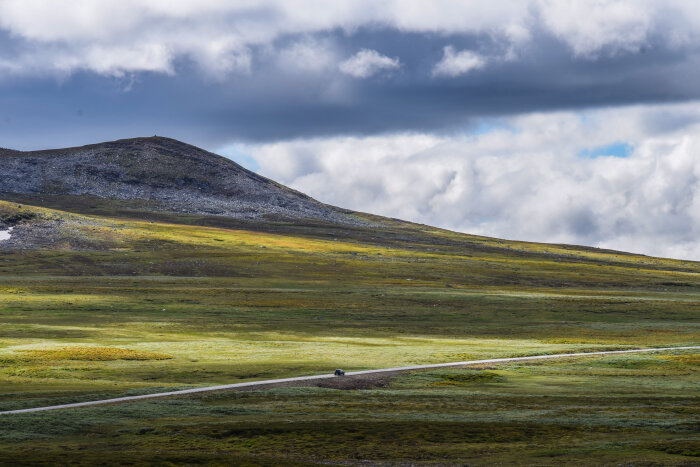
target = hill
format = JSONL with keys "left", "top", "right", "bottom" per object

{"left": 0, "top": 136, "right": 359, "bottom": 224}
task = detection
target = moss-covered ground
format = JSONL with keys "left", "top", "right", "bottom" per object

{"left": 0, "top": 199, "right": 698, "bottom": 464}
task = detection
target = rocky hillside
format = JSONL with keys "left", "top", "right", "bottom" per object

{"left": 0, "top": 137, "right": 360, "bottom": 224}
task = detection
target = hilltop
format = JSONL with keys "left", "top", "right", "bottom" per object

{"left": 0, "top": 136, "right": 360, "bottom": 225}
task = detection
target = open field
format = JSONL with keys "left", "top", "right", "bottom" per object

{"left": 6, "top": 348, "right": 693, "bottom": 415}
{"left": 0, "top": 199, "right": 699, "bottom": 464}
{"left": 1, "top": 350, "right": 698, "bottom": 465}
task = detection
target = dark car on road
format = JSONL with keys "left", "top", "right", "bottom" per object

{"left": 334, "top": 369, "right": 345, "bottom": 376}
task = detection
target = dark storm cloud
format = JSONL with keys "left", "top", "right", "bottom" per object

{"left": 2, "top": 21, "right": 700, "bottom": 149}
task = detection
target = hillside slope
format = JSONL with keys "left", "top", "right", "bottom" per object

{"left": 0, "top": 136, "right": 359, "bottom": 224}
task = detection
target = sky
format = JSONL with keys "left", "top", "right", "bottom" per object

{"left": 1, "top": 0, "right": 700, "bottom": 259}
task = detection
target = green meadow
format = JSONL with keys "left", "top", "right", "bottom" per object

{"left": 0, "top": 199, "right": 698, "bottom": 464}
{"left": 1, "top": 351, "right": 697, "bottom": 465}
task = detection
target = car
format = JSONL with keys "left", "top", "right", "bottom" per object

{"left": 334, "top": 369, "right": 345, "bottom": 376}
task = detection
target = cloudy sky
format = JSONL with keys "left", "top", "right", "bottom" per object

{"left": 2, "top": 1, "right": 700, "bottom": 259}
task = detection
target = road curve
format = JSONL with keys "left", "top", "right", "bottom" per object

{"left": 1, "top": 346, "right": 697, "bottom": 415}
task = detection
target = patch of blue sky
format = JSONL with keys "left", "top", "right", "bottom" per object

{"left": 578, "top": 111, "right": 596, "bottom": 124}
{"left": 579, "top": 142, "right": 633, "bottom": 159}
{"left": 467, "top": 119, "right": 520, "bottom": 137}
{"left": 216, "top": 145, "right": 260, "bottom": 172}
{"left": 472, "top": 122, "right": 497, "bottom": 135}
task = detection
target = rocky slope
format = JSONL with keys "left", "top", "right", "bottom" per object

{"left": 0, "top": 137, "right": 360, "bottom": 224}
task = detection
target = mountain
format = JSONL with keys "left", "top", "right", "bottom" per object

{"left": 0, "top": 136, "right": 360, "bottom": 225}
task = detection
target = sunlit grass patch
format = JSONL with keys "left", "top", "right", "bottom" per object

{"left": 663, "top": 353, "right": 700, "bottom": 366}
{"left": 18, "top": 346, "right": 172, "bottom": 361}
{"left": 541, "top": 337, "right": 611, "bottom": 344}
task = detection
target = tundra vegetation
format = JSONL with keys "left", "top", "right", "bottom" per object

{"left": 0, "top": 196, "right": 698, "bottom": 465}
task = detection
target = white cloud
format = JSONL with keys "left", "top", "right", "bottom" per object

{"left": 538, "top": 0, "right": 653, "bottom": 56}
{"left": 275, "top": 38, "right": 337, "bottom": 73}
{"left": 339, "top": 49, "right": 400, "bottom": 78}
{"left": 193, "top": 39, "right": 252, "bottom": 77}
{"left": 3, "top": 1, "right": 699, "bottom": 78}
{"left": 239, "top": 102, "right": 700, "bottom": 260}
{"left": 432, "top": 46, "right": 486, "bottom": 77}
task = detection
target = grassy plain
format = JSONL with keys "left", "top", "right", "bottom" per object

{"left": 0, "top": 199, "right": 698, "bottom": 464}
{"left": 1, "top": 351, "right": 697, "bottom": 465}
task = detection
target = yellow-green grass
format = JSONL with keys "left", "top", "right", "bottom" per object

{"left": 17, "top": 346, "right": 172, "bottom": 361}
{"left": 0, "top": 199, "right": 698, "bottom": 410}
{"left": 0, "top": 199, "right": 698, "bottom": 464}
